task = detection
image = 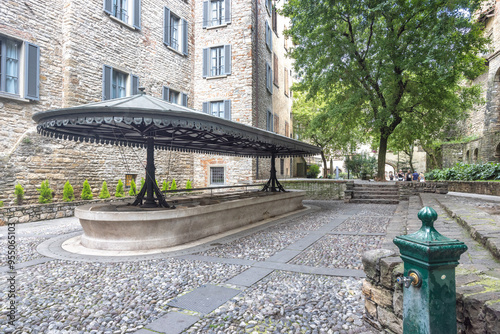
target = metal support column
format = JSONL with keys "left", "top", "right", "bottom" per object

{"left": 262, "top": 152, "right": 285, "bottom": 192}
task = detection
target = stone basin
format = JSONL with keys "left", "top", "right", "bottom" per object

{"left": 75, "top": 190, "right": 305, "bottom": 251}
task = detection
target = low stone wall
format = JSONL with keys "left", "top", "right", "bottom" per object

{"left": 0, "top": 198, "right": 131, "bottom": 226}
{"left": 446, "top": 181, "right": 500, "bottom": 196}
{"left": 362, "top": 249, "right": 500, "bottom": 334}
{"left": 280, "top": 179, "right": 349, "bottom": 200}
{"left": 397, "top": 181, "right": 448, "bottom": 200}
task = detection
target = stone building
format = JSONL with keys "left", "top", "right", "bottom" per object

{"left": 0, "top": 0, "right": 295, "bottom": 203}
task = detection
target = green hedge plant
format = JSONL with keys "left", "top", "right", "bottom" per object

{"left": 38, "top": 180, "right": 53, "bottom": 204}
{"left": 115, "top": 179, "right": 124, "bottom": 197}
{"left": 186, "top": 179, "right": 192, "bottom": 191}
{"left": 15, "top": 184, "right": 24, "bottom": 205}
{"left": 99, "top": 181, "right": 110, "bottom": 199}
{"left": 81, "top": 179, "right": 93, "bottom": 200}
{"left": 129, "top": 179, "right": 137, "bottom": 196}
{"left": 170, "top": 179, "right": 177, "bottom": 191}
{"left": 63, "top": 181, "right": 75, "bottom": 202}
{"left": 427, "top": 163, "right": 500, "bottom": 181}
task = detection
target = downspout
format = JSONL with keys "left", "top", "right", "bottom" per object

{"left": 255, "top": 0, "right": 260, "bottom": 180}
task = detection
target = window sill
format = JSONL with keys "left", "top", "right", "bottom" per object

{"left": 166, "top": 45, "right": 187, "bottom": 57}
{"left": 108, "top": 14, "right": 139, "bottom": 31}
{"left": 206, "top": 75, "right": 228, "bottom": 80}
{"left": 0, "top": 92, "right": 31, "bottom": 103}
{"left": 206, "top": 23, "right": 228, "bottom": 30}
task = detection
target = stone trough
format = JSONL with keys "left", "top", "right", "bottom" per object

{"left": 75, "top": 190, "right": 305, "bottom": 251}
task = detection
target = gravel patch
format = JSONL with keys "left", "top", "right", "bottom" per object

{"left": 351, "top": 205, "right": 397, "bottom": 217}
{"left": 333, "top": 217, "right": 389, "bottom": 233}
{"left": 184, "top": 271, "right": 380, "bottom": 334}
{"left": 289, "top": 235, "right": 384, "bottom": 270}
{"left": 0, "top": 259, "right": 248, "bottom": 333}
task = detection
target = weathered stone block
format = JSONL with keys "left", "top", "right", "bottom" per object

{"left": 362, "top": 249, "right": 396, "bottom": 282}
{"left": 393, "top": 289, "right": 403, "bottom": 317}
{"left": 377, "top": 305, "right": 402, "bottom": 334}
{"left": 485, "top": 302, "right": 500, "bottom": 334}
{"left": 365, "top": 298, "right": 377, "bottom": 319}
{"left": 463, "top": 291, "right": 500, "bottom": 334}
{"left": 362, "top": 280, "right": 393, "bottom": 308}
{"left": 380, "top": 256, "right": 403, "bottom": 289}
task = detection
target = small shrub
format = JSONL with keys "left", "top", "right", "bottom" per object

{"left": 306, "top": 164, "right": 320, "bottom": 178}
{"left": 63, "top": 181, "right": 75, "bottom": 202}
{"left": 170, "top": 179, "right": 177, "bottom": 191}
{"left": 115, "top": 179, "right": 124, "bottom": 197}
{"left": 99, "top": 181, "right": 110, "bottom": 199}
{"left": 161, "top": 180, "right": 168, "bottom": 191}
{"left": 140, "top": 178, "right": 147, "bottom": 196}
{"left": 37, "top": 180, "right": 53, "bottom": 204}
{"left": 14, "top": 184, "right": 25, "bottom": 205}
{"left": 186, "top": 179, "right": 192, "bottom": 191}
{"left": 0, "top": 201, "right": 4, "bottom": 207}
{"left": 129, "top": 179, "right": 137, "bottom": 196}
{"left": 426, "top": 162, "right": 500, "bottom": 181}
{"left": 81, "top": 179, "right": 93, "bottom": 200}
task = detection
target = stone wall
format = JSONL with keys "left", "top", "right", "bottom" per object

{"left": 397, "top": 181, "right": 448, "bottom": 200}
{"left": 280, "top": 179, "right": 348, "bottom": 200}
{"left": 446, "top": 180, "right": 500, "bottom": 196}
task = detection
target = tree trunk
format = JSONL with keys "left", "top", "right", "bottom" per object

{"left": 377, "top": 134, "right": 389, "bottom": 180}
{"left": 321, "top": 150, "right": 328, "bottom": 178}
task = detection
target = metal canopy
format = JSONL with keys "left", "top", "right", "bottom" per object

{"left": 32, "top": 92, "right": 321, "bottom": 208}
{"left": 33, "top": 93, "right": 321, "bottom": 158}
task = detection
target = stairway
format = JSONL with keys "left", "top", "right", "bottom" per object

{"left": 345, "top": 182, "right": 400, "bottom": 204}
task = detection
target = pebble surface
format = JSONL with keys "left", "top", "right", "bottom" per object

{"left": 0, "top": 200, "right": 394, "bottom": 334}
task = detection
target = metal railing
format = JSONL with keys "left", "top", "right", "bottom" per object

{"left": 161, "top": 183, "right": 265, "bottom": 197}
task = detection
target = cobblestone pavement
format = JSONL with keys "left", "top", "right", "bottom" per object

{"left": 0, "top": 201, "right": 396, "bottom": 334}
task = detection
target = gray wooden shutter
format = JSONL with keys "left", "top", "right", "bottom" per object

{"left": 133, "top": 0, "right": 141, "bottom": 29}
{"left": 202, "top": 102, "right": 209, "bottom": 114}
{"left": 202, "top": 48, "right": 209, "bottom": 77}
{"left": 164, "top": 7, "right": 171, "bottom": 46}
{"left": 269, "top": 22, "right": 273, "bottom": 52}
{"left": 102, "top": 65, "right": 112, "bottom": 100}
{"left": 225, "top": 0, "right": 231, "bottom": 24}
{"left": 224, "top": 45, "right": 231, "bottom": 75}
{"left": 24, "top": 42, "right": 40, "bottom": 101}
{"left": 182, "top": 93, "right": 188, "bottom": 107}
{"left": 182, "top": 18, "right": 188, "bottom": 56}
{"left": 224, "top": 100, "right": 231, "bottom": 120}
{"left": 162, "top": 86, "right": 170, "bottom": 101}
{"left": 131, "top": 74, "right": 139, "bottom": 95}
{"left": 103, "top": 0, "right": 112, "bottom": 14}
{"left": 270, "top": 66, "right": 273, "bottom": 94}
{"left": 203, "top": 1, "right": 209, "bottom": 28}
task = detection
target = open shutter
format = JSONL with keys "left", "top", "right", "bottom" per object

{"left": 162, "top": 86, "right": 170, "bottom": 101}
{"left": 265, "top": 21, "right": 269, "bottom": 50}
{"left": 103, "top": 0, "right": 112, "bottom": 14}
{"left": 202, "top": 1, "right": 209, "bottom": 28}
{"left": 164, "top": 7, "right": 171, "bottom": 46}
{"left": 224, "top": 45, "right": 231, "bottom": 75}
{"left": 102, "top": 65, "right": 112, "bottom": 100}
{"left": 202, "top": 48, "right": 209, "bottom": 77}
{"left": 133, "top": 0, "right": 141, "bottom": 29}
{"left": 202, "top": 102, "right": 209, "bottom": 114}
{"left": 225, "top": 0, "right": 231, "bottom": 24}
{"left": 131, "top": 74, "right": 139, "bottom": 95}
{"left": 182, "top": 18, "right": 188, "bottom": 56}
{"left": 24, "top": 42, "right": 40, "bottom": 101}
{"left": 269, "top": 23, "right": 273, "bottom": 52}
{"left": 181, "top": 93, "right": 188, "bottom": 107}
{"left": 224, "top": 100, "right": 231, "bottom": 120}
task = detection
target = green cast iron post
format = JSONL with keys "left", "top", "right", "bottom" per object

{"left": 393, "top": 207, "right": 467, "bottom": 334}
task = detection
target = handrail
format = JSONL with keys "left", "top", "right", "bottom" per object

{"left": 161, "top": 183, "right": 266, "bottom": 196}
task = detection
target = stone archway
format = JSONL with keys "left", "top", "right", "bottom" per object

{"left": 473, "top": 148, "right": 479, "bottom": 163}
{"left": 495, "top": 143, "right": 500, "bottom": 162}
{"left": 465, "top": 150, "right": 470, "bottom": 163}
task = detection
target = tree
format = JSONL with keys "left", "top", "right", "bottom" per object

{"left": 115, "top": 179, "right": 124, "bottom": 197}
{"left": 170, "top": 179, "right": 177, "bottom": 191}
{"left": 63, "top": 181, "right": 75, "bottom": 202}
{"left": 99, "top": 181, "right": 111, "bottom": 199}
{"left": 129, "top": 179, "right": 137, "bottom": 196}
{"left": 161, "top": 180, "right": 169, "bottom": 192}
{"left": 37, "top": 180, "right": 53, "bottom": 204}
{"left": 81, "top": 179, "right": 93, "bottom": 200}
{"left": 282, "top": 0, "right": 487, "bottom": 179}
{"left": 185, "top": 179, "right": 192, "bottom": 191}
{"left": 14, "top": 184, "right": 24, "bottom": 205}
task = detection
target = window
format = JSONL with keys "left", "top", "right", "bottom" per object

{"left": 265, "top": 21, "right": 272, "bottom": 52}
{"left": 274, "top": 114, "right": 279, "bottom": 133}
{"left": 272, "top": 5, "right": 278, "bottom": 35}
{"left": 273, "top": 53, "right": 279, "bottom": 87}
{"left": 0, "top": 36, "right": 39, "bottom": 100}
{"left": 202, "top": 100, "right": 231, "bottom": 120}
{"left": 203, "top": 45, "right": 231, "bottom": 78}
{"left": 266, "top": 62, "right": 273, "bottom": 94}
{"left": 284, "top": 67, "right": 289, "bottom": 97}
{"left": 102, "top": 65, "right": 139, "bottom": 100}
{"left": 210, "top": 167, "right": 225, "bottom": 185}
{"left": 266, "top": 110, "right": 273, "bottom": 131}
{"left": 125, "top": 174, "right": 137, "bottom": 189}
{"left": 203, "top": 0, "right": 231, "bottom": 28}
{"left": 162, "top": 86, "right": 188, "bottom": 106}
{"left": 104, "top": 0, "right": 141, "bottom": 29}
{"left": 164, "top": 7, "right": 188, "bottom": 55}
{"left": 280, "top": 158, "right": 284, "bottom": 175}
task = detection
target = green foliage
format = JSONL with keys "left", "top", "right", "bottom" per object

{"left": 307, "top": 164, "right": 320, "bottom": 178}
{"left": 345, "top": 154, "right": 378, "bottom": 179}
{"left": 81, "top": 179, "right": 93, "bottom": 200}
{"left": 0, "top": 201, "right": 3, "bottom": 207}
{"left": 99, "top": 181, "right": 111, "bottom": 199}
{"left": 427, "top": 163, "right": 500, "bottom": 181}
{"left": 63, "top": 181, "right": 75, "bottom": 202}
{"left": 186, "top": 179, "right": 192, "bottom": 191}
{"left": 115, "top": 179, "right": 124, "bottom": 197}
{"left": 14, "top": 184, "right": 24, "bottom": 205}
{"left": 37, "top": 180, "right": 53, "bottom": 204}
{"left": 128, "top": 179, "right": 137, "bottom": 196}
{"left": 161, "top": 180, "right": 168, "bottom": 191}
{"left": 282, "top": 0, "right": 488, "bottom": 179}
{"left": 140, "top": 178, "right": 146, "bottom": 196}
{"left": 170, "top": 179, "right": 177, "bottom": 191}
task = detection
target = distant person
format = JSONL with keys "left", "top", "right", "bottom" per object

{"left": 406, "top": 169, "right": 412, "bottom": 181}
{"left": 397, "top": 170, "right": 404, "bottom": 181}
{"left": 412, "top": 170, "right": 419, "bottom": 181}
{"left": 419, "top": 172, "right": 425, "bottom": 182}
{"left": 389, "top": 172, "right": 394, "bottom": 181}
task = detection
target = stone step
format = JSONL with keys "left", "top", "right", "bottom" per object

{"left": 352, "top": 194, "right": 400, "bottom": 200}
{"left": 353, "top": 189, "right": 399, "bottom": 195}
{"left": 349, "top": 198, "right": 400, "bottom": 204}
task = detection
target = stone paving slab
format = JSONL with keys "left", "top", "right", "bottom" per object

{"left": 142, "top": 311, "right": 200, "bottom": 334}
{"left": 225, "top": 267, "right": 274, "bottom": 287}
{"left": 167, "top": 284, "right": 241, "bottom": 314}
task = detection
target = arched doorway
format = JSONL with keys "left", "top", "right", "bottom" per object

{"left": 473, "top": 148, "right": 479, "bottom": 163}
{"left": 496, "top": 143, "right": 500, "bottom": 162}
{"left": 465, "top": 150, "right": 470, "bottom": 163}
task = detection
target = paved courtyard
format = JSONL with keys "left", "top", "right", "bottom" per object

{"left": 0, "top": 200, "right": 398, "bottom": 334}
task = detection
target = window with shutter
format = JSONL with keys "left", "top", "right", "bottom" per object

{"left": 104, "top": 0, "right": 141, "bottom": 29}
{"left": 266, "top": 110, "right": 273, "bottom": 131}
{"left": 182, "top": 93, "right": 188, "bottom": 107}
{"left": 203, "top": 45, "right": 231, "bottom": 78}
{"left": 102, "top": 65, "right": 138, "bottom": 100}
{"left": 272, "top": 5, "right": 277, "bottom": 35}
{"left": 266, "top": 62, "right": 273, "bottom": 94}
{"left": 273, "top": 53, "right": 279, "bottom": 87}
{"left": 164, "top": 7, "right": 188, "bottom": 55}
{"left": 204, "top": 100, "right": 231, "bottom": 120}
{"left": 284, "top": 67, "right": 289, "bottom": 97}
{"left": 265, "top": 21, "right": 272, "bottom": 52}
